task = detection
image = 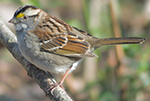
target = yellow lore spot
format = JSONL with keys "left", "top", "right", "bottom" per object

{"left": 16, "top": 13, "right": 25, "bottom": 18}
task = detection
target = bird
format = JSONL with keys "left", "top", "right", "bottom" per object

{"left": 9, "top": 5, "right": 145, "bottom": 90}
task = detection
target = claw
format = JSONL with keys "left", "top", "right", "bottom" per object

{"left": 46, "top": 83, "right": 65, "bottom": 95}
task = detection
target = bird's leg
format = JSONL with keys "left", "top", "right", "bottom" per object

{"left": 47, "top": 66, "right": 72, "bottom": 94}
{"left": 58, "top": 68, "right": 71, "bottom": 86}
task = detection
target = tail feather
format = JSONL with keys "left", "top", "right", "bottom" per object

{"left": 93, "top": 37, "right": 145, "bottom": 49}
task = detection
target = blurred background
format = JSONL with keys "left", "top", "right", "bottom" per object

{"left": 0, "top": 0, "right": 149, "bottom": 101}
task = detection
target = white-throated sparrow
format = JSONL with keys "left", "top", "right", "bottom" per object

{"left": 9, "top": 5, "right": 145, "bottom": 89}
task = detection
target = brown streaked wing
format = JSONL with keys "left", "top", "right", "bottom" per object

{"left": 31, "top": 24, "right": 68, "bottom": 52}
{"left": 32, "top": 15, "right": 97, "bottom": 57}
{"left": 51, "top": 32, "right": 98, "bottom": 57}
{"left": 41, "top": 34, "right": 68, "bottom": 51}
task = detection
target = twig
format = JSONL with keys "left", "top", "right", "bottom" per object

{"left": 0, "top": 17, "right": 73, "bottom": 101}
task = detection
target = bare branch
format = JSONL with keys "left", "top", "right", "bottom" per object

{"left": 0, "top": 17, "right": 73, "bottom": 101}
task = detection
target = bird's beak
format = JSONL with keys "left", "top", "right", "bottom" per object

{"left": 8, "top": 17, "right": 16, "bottom": 24}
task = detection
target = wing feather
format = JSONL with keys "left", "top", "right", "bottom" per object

{"left": 31, "top": 15, "right": 97, "bottom": 57}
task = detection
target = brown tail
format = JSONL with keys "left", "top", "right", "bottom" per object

{"left": 93, "top": 37, "right": 146, "bottom": 49}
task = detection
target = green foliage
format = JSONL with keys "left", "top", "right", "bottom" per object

{"left": 20, "top": 0, "right": 41, "bottom": 7}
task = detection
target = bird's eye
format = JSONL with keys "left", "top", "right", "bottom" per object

{"left": 23, "top": 16, "right": 27, "bottom": 19}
